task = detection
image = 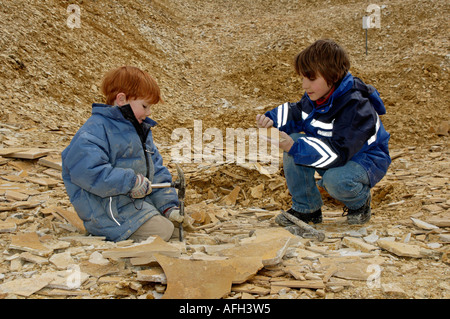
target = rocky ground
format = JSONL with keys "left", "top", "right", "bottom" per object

{"left": 0, "top": 0, "right": 448, "bottom": 300}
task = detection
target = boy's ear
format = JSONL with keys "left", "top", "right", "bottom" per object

{"left": 115, "top": 92, "right": 127, "bottom": 106}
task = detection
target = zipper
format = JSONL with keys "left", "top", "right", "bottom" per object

{"left": 142, "top": 132, "right": 151, "bottom": 179}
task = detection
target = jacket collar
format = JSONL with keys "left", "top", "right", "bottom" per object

{"left": 91, "top": 103, "right": 157, "bottom": 127}
{"left": 304, "top": 72, "right": 354, "bottom": 113}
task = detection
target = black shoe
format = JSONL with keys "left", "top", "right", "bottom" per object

{"left": 343, "top": 194, "right": 371, "bottom": 225}
{"left": 275, "top": 208, "right": 322, "bottom": 227}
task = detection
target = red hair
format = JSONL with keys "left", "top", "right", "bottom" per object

{"left": 101, "top": 66, "right": 163, "bottom": 105}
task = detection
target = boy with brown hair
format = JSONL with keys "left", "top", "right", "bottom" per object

{"left": 256, "top": 39, "right": 391, "bottom": 233}
{"left": 62, "top": 66, "right": 183, "bottom": 242}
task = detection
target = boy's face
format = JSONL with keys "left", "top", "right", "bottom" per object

{"left": 302, "top": 74, "right": 333, "bottom": 101}
{"left": 128, "top": 99, "right": 151, "bottom": 124}
{"left": 115, "top": 93, "right": 151, "bottom": 124}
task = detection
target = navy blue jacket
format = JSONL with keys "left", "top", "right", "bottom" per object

{"left": 265, "top": 73, "right": 391, "bottom": 187}
{"left": 61, "top": 104, "right": 179, "bottom": 241}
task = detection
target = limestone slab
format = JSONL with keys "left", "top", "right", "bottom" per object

{"left": 231, "top": 283, "right": 270, "bottom": 296}
{"left": 19, "top": 252, "right": 49, "bottom": 265}
{"left": 9, "top": 232, "right": 53, "bottom": 256}
{"left": 0, "top": 276, "right": 52, "bottom": 297}
{"left": 41, "top": 270, "right": 90, "bottom": 290}
{"left": 377, "top": 239, "right": 423, "bottom": 258}
{"left": 271, "top": 280, "right": 325, "bottom": 289}
{"left": 0, "top": 220, "right": 17, "bottom": 233}
{"left": 79, "top": 261, "right": 120, "bottom": 278}
{"left": 102, "top": 236, "right": 181, "bottom": 259}
{"left": 220, "top": 186, "right": 241, "bottom": 206}
{"left": 46, "top": 206, "right": 85, "bottom": 233}
{"left": 155, "top": 253, "right": 235, "bottom": 299}
{"left": 137, "top": 267, "right": 167, "bottom": 284}
{"left": 49, "top": 252, "right": 74, "bottom": 269}
{"left": 342, "top": 236, "right": 379, "bottom": 253}
{"left": 228, "top": 257, "right": 264, "bottom": 284}
{"left": 219, "top": 237, "right": 292, "bottom": 266}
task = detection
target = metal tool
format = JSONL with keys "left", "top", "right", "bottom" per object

{"left": 281, "top": 210, "right": 325, "bottom": 242}
{"left": 151, "top": 163, "right": 185, "bottom": 241}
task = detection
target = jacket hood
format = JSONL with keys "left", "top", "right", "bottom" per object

{"left": 303, "top": 73, "right": 386, "bottom": 116}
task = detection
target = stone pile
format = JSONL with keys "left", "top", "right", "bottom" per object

{"left": 0, "top": 146, "right": 449, "bottom": 299}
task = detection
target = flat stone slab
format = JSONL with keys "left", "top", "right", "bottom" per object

{"left": 155, "top": 253, "right": 235, "bottom": 299}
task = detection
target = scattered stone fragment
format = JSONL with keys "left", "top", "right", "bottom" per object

{"left": 155, "top": 253, "right": 235, "bottom": 299}
{"left": 137, "top": 267, "right": 167, "bottom": 284}
{"left": 220, "top": 186, "right": 241, "bottom": 206}
{"left": 19, "top": 252, "right": 49, "bottom": 265}
{"left": 0, "top": 276, "right": 52, "bottom": 297}
{"left": 231, "top": 283, "right": 270, "bottom": 296}
{"left": 102, "top": 236, "right": 181, "bottom": 259}
{"left": 410, "top": 217, "right": 439, "bottom": 230}
{"left": 377, "top": 239, "right": 424, "bottom": 258}
{"left": 88, "top": 251, "right": 110, "bottom": 265}
{"left": 49, "top": 252, "right": 74, "bottom": 270}
{"left": 382, "top": 283, "right": 407, "bottom": 297}
{"left": 79, "top": 261, "right": 120, "bottom": 278}
{"left": 342, "top": 236, "right": 379, "bottom": 253}
{"left": 271, "top": 280, "right": 325, "bottom": 289}
{"left": 0, "top": 220, "right": 17, "bottom": 233}
{"left": 9, "top": 232, "right": 53, "bottom": 257}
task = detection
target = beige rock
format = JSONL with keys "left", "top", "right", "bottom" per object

{"left": 342, "top": 236, "right": 379, "bottom": 253}
{"left": 382, "top": 283, "right": 407, "bottom": 297}
{"left": 220, "top": 186, "right": 241, "bottom": 206}
{"left": 0, "top": 276, "right": 52, "bottom": 297}
{"left": 155, "top": 253, "right": 235, "bottom": 299}
{"left": 102, "top": 236, "right": 181, "bottom": 259}
{"left": 231, "top": 283, "right": 270, "bottom": 296}
{"left": 0, "top": 220, "right": 17, "bottom": 233}
{"left": 249, "top": 184, "right": 264, "bottom": 199}
{"left": 410, "top": 217, "right": 439, "bottom": 230}
{"left": 9, "top": 232, "right": 53, "bottom": 257}
{"left": 41, "top": 269, "right": 90, "bottom": 289}
{"left": 219, "top": 237, "right": 292, "bottom": 266}
{"left": 88, "top": 251, "right": 110, "bottom": 265}
{"left": 49, "top": 252, "right": 74, "bottom": 269}
{"left": 79, "top": 261, "right": 120, "bottom": 278}
{"left": 271, "top": 280, "right": 325, "bottom": 289}
{"left": 19, "top": 252, "right": 48, "bottom": 265}
{"left": 377, "top": 239, "right": 423, "bottom": 258}
{"left": 137, "top": 267, "right": 167, "bottom": 284}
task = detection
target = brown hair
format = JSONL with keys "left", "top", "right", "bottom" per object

{"left": 101, "top": 66, "right": 163, "bottom": 105}
{"left": 294, "top": 39, "right": 350, "bottom": 86}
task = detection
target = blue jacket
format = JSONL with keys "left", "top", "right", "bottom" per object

{"left": 265, "top": 73, "right": 391, "bottom": 187}
{"left": 61, "top": 103, "right": 179, "bottom": 242}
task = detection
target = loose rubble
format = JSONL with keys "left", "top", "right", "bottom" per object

{"left": 0, "top": 146, "right": 448, "bottom": 299}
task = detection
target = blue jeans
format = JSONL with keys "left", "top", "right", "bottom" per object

{"left": 283, "top": 133, "right": 371, "bottom": 213}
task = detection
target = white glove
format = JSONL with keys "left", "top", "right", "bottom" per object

{"left": 130, "top": 174, "right": 152, "bottom": 198}
{"left": 166, "top": 207, "right": 184, "bottom": 223}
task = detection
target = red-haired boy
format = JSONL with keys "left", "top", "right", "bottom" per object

{"left": 62, "top": 66, "right": 182, "bottom": 242}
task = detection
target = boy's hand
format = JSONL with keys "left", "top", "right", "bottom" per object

{"left": 165, "top": 207, "right": 184, "bottom": 223}
{"left": 256, "top": 114, "right": 274, "bottom": 128}
{"left": 130, "top": 174, "right": 152, "bottom": 198}
{"left": 278, "top": 131, "right": 295, "bottom": 153}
